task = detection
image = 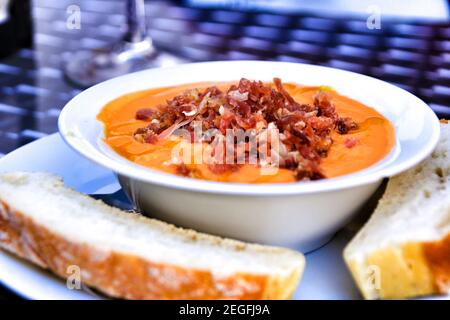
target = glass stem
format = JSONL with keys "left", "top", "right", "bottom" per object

{"left": 125, "top": 0, "right": 147, "bottom": 43}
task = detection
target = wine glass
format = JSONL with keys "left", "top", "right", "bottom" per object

{"left": 64, "top": 0, "right": 181, "bottom": 88}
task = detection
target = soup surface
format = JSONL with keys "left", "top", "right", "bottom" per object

{"left": 98, "top": 79, "right": 394, "bottom": 183}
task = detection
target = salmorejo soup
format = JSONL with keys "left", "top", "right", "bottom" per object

{"left": 97, "top": 78, "right": 394, "bottom": 184}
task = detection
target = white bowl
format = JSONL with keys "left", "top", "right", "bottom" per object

{"left": 59, "top": 61, "right": 440, "bottom": 252}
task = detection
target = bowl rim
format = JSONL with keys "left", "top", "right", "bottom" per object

{"left": 58, "top": 60, "right": 441, "bottom": 196}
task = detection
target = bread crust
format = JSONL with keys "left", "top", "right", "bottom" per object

{"left": 344, "top": 120, "right": 450, "bottom": 300}
{"left": 422, "top": 233, "right": 450, "bottom": 295}
{"left": 346, "top": 235, "right": 450, "bottom": 299}
{"left": 0, "top": 199, "right": 301, "bottom": 300}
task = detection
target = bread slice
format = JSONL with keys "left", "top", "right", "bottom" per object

{"left": 344, "top": 120, "right": 450, "bottom": 300}
{"left": 0, "top": 172, "right": 304, "bottom": 300}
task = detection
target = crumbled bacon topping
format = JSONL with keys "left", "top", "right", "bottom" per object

{"left": 134, "top": 78, "right": 358, "bottom": 181}
{"left": 336, "top": 117, "right": 358, "bottom": 134}
{"left": 208, "top": 163, "right": 240, "bottom": 175}
{"left": 136, "top": 108, "right": 157, "bottom": 121}
{"left": 133, "top": 126, "right": 158, "bottom": 144}
{"left": 175, "top": 163, "right": 191, "bottom": 177}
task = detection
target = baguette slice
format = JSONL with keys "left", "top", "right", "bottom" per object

{"left": 0, "top": 172, "right": 304, "bottom": 300}
{"left": 344, "top": 120, "right": 450, "bottom": 299}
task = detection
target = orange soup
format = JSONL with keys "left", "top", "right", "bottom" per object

{"left": 98, "top": 79, "right": 395, "bottom": 183}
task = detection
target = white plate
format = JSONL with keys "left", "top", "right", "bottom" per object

{"left": 0, "top": 134, "right": 447, "bottom": 300}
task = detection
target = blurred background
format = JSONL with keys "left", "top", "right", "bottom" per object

{"left": 0, "top": 0, "right": 449, "bottom": 159}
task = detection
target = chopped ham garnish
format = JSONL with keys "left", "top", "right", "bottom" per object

{"left": 133, "top": 78, "right": 358, "bottom": 181}
{"left": 157, "top": 118, "right": 194, "bottom": 141}
{"left": 136, "top": 108, "right": 157, "bottom": 121}
{"left": 345, "top": 137, "right": 358, "bottom": 148}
